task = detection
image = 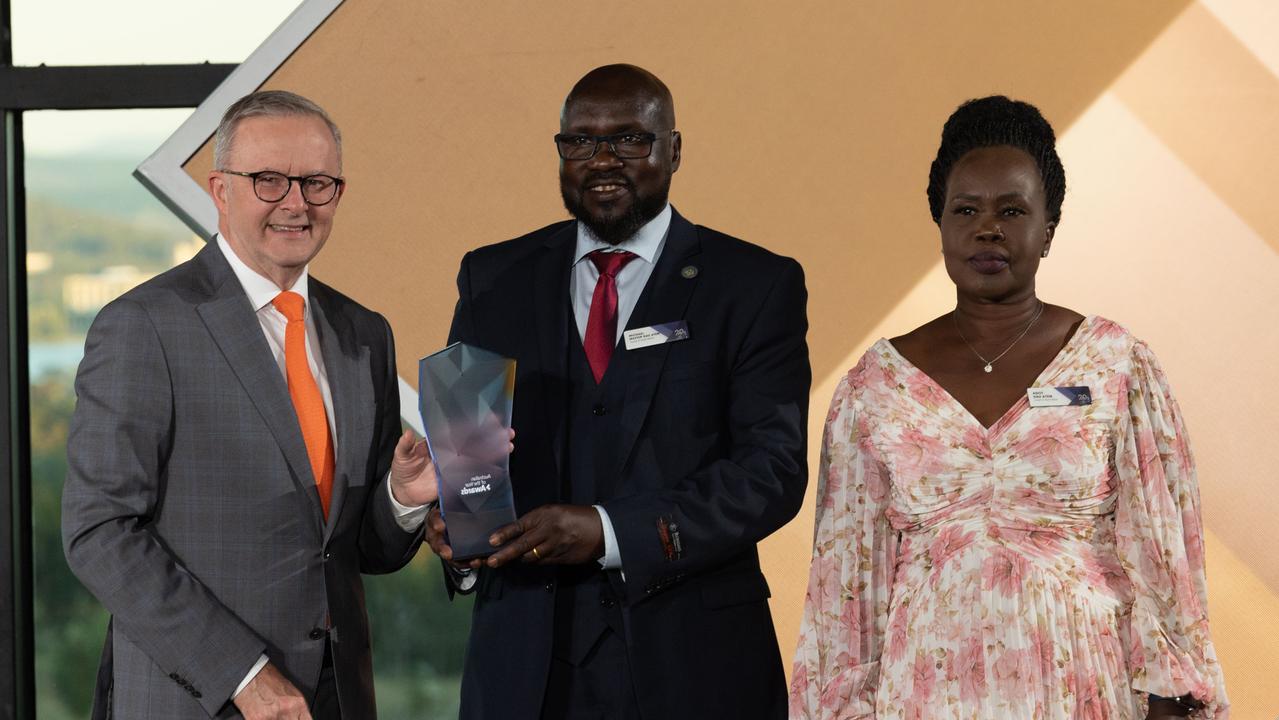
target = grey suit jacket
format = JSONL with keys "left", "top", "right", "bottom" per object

{"left": 63, "top": 241, "right": 423, "bottom": 719}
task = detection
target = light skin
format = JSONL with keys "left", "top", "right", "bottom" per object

{"left": 893, "top": 144, "right": 1193, "bottom": 719}
{"left": 208, "top": 114, "right": 345, "bottom": 292}
{"left": 425, "top": 66, "right": 680, "bottom": 571}
{"left": 213, "top": 113, "right": 440, "bottom": 719}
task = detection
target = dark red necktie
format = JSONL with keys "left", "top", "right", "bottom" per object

{"left": 584, "top": 250, "right": 637, "bottom": 383}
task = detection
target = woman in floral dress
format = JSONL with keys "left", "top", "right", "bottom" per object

{"left": 789, "top": 97, "right": 1227, "bottom": 719}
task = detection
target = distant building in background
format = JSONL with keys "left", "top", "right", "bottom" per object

{"left": 27, "top": 252, "right": 54, "bottom": 275}
{"left": 173, "top": 235, "right": 204, "bottom": 266}
{"left": 63, "top": 266, "right": 156, "bottom": 331}
{"left": 60, "top": 236, "right": 203, "bottom": 332}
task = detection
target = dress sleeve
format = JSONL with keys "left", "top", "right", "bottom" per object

{"left": 1114, "top": 341, "right": 1228, "bottom": 718}
{"left": 789, "top": 370, "right": 898, "bottom": 720}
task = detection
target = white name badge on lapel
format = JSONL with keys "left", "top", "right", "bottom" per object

{"left": 1026, "top": 386, "right": 1092, "bottom": 408}
{"left": 623, "top": 320, "right": 690, "bottom": 351}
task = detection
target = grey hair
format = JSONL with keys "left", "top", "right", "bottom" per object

{"left": 212, "top": 90, "right": 342, "bottom": 170}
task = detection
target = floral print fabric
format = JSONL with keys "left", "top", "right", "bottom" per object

{"left": 789, "top": 317, "right": 1227, "bottom": 719}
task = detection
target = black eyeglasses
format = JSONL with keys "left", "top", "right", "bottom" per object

{"left": 553, "top": 130, "right": 676, "bottom": 161}
{"left": 221, "top": 170, "right": 344, "bottom": 205}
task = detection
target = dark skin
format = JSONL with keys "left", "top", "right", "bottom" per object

{"left": 557, "top": 65, "right": 681, "bottom": 245}
{"left": 425, "top": 65, "right": 682, "bottom": 572}
{"left": 892, "top": 145, "right": 1192, "bottom": 719}
{"left": 892, "top": 145, "right": 1082, "bottom": 428}
{"left": 1147, "top": 699, "right": 1198, "bottom": 719}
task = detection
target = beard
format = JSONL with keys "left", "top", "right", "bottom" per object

{"left": 561, "top": 174, "right": 671, "bottom": 246}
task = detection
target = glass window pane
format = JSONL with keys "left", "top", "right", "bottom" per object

{"left": 27, "top": 109, "right": 470, "bottom": 719}
{"left": 12, "top": 0, "right": 302, "bottom": 66}
{"left": 27, "top": 108, "right": 196, "bottom": 719}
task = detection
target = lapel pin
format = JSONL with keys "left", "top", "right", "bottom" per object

{"left": 681, "top": 265, "right": 698, "bottom": 279}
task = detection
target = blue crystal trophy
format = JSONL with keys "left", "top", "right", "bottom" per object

{"left": 419, "top": 343, "right": 517, "bottom": 560}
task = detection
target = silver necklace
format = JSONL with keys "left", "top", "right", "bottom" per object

{"left": 952, "top": 301, "right": 1045, "bottom": 373}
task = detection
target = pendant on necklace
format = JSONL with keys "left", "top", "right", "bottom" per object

{"left": 983, "top": 364, "right": 993, "bottom": 373}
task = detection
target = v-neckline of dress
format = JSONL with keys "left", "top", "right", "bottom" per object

{"left": 883, "top": 315, "right": 1095, "bottom": 434}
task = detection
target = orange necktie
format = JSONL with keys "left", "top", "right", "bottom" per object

{"left": 272, "top": 291, "right": 335, "bottom": 519}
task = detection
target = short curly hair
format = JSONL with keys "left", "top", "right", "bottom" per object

{"left": 926, "top": 96, "right": 1065, "bottom": 225}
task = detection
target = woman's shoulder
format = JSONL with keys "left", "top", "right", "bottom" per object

{"left": 886, "top": 314, "right": 950, "bottom": 363}
{"left": 1070, "top": 315, "right": 1179, "bottom": 391}
{"left": 1077, "top": 314, "right": 1158, "bottom": 358}
{"left": 830, "top": 341, "right": 899, "bottom": 399}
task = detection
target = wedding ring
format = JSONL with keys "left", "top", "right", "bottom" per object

{"left": 531, "top": 546, "right": 541, "bottom": 560}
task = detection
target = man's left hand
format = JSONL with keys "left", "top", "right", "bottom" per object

{"left": 389, "top": 430, "right": 438, "bottom": 507}
{"left": 486, "top": 504, "right": 604, "bottom": 567}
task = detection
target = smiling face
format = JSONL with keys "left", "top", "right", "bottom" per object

{"left": 558, "top": 78, "right": 681, "bottom": 245}
{"left": 939, "top": 145, "right": 1055, "bottom": 302}
{"left": 208, "top": 114, "right": 344, "bottom": 289}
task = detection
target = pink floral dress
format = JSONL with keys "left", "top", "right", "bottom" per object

{"left": 789, "top": 317, "right": 1227, "bottom": 719}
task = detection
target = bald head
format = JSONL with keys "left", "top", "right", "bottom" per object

{"left": 562, "top": 64, "right": 675, "bottom": 130}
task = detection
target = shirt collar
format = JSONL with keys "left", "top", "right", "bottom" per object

{"left": 215, "top": 233, "right": 310, "bottom": 313}
{"left": 572, "top": 203, "right": 672, "bottom": 266}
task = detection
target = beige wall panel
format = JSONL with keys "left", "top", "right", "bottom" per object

{"left": 185, "top": 0, "right": 1190, "bottom": 388}
{"left": 1200, "top": 0, "right": 1279, "bottom": 74}
{"left": 1114, "top": 2, "right": 1279, "bottom": 253}
{"left": 1200, "top": 530, "right": 1279, "bottom": 717}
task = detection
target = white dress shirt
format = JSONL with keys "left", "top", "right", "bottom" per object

{"left": 570, "top": 203, "right": 671, "bottom": 344}
{"left": 569, "top": 204, "right": 672, "bottom": 574}
{"left": 217, "top": 235, "right": 337, "bottom": 446}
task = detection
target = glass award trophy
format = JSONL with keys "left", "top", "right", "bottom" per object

{"left": 419, "top": 342, "right": 517, "bottom": 560}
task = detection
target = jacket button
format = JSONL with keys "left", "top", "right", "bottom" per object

{"left": 592, "top": 404, "right": 606, "bottom": 416}
{"left": 545, "top": 581, "right": 555, "bottom": 593}
{"left": 599, "top": 597, "right": 615, "bottom": 609}
{"left": 309, "top": 628, "right": 325, "bottom": 640}
{"left": 323, "top": 551, "right": 331, "bottom": 560}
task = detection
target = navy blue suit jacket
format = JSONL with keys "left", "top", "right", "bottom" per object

{"left": 448, "top": 208, "right": 810, "bottom": 719}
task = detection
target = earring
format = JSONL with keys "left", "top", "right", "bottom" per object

{"left": 1041, "top": 249, "right": 1050, "bottom": 258}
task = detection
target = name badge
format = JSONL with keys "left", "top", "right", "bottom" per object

{"left": 623, "top": 321, "right": 690, "bottom": 351}
{"left": 1026, "top": 386, "right": 1092, "bottom": 408}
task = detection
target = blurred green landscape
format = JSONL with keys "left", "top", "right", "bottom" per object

{"left": 28, "top": 151, "right": 471, "bottom": 719}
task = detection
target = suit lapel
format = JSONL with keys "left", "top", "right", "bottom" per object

{"left": 612, "top": 209, "right": 702, "bottom": 482}
{"left": 310, "top": 284, "right": 372, "bottom": 543}
{"left": 194, "top": 244, "right": 326, "bottom": 541}
{"left": 532, "top": 224, "right": 576, "bottom": 496}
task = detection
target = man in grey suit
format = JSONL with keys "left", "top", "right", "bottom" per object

{"left": 63, "top": 90, "right": 437, "bottom": 719}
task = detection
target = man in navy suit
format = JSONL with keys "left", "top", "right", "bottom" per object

{"left": 426, "top": 64, "right": 810, "bottom": 720}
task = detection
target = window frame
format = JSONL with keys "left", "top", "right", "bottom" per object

{"left": 0, "top": 4, "right": 235, "bottom": 714}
